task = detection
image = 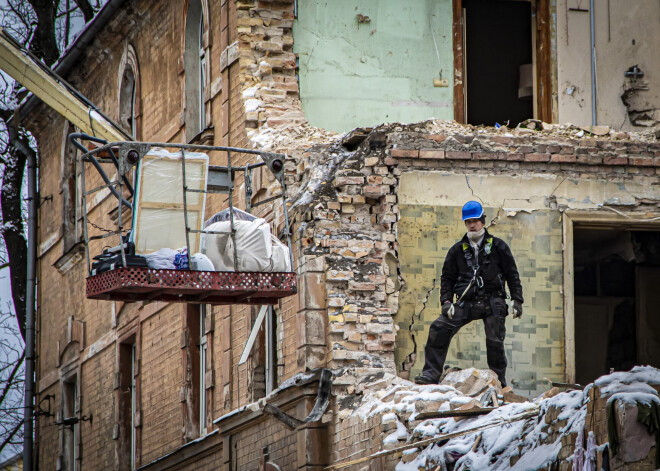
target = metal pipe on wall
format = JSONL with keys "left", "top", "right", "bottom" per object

{"left": 23, "top": 147, "right": 37, "bottom": 471}
{"left": 590, "top": 0, "right": 597, "bottom": 125}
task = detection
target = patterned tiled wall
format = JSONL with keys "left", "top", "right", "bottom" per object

{"left": 396, "top": 205, "right": 565, "bottom": 396}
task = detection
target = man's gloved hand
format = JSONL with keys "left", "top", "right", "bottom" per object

{"left": 442, "top": 302, "right": 455, "bottom": 319}
{"left": 512, "top": 300, "right": 523, "bottom": 319}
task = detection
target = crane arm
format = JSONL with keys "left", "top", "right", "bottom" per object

{"left": 0, "top": 28, "right": 129, "bottom": 142}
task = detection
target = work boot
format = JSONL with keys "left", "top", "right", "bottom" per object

{"left": 414, "top": 374, "right": 438, "bottom": 385}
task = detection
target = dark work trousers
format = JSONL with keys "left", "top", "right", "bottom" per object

{"left": 421, "top": 298, "right": 508, "bottom": 384}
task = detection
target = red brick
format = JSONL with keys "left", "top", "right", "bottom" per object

{"left": 603, "top": 155, "right": 628, "bottom": 166}
{"left": 472, "top": 152, "right": 496, "bottom": 160}
{"left": 490, "top": 136, "right": 512, "bottom": 145}
{"left": 446, "top": 151, "right": 471, "bottom": 160}
{"left": 504, "top": 153, "right": 524, "bottom": 161}
{"left": 419, "top": 149, "right": 445, "bottom": 159}
{"left": 550, "top": 154, "right": 576, "bottom": 163}
{"left": 422, "top": 134, "right": 447, "bottom": 142}
{"left": 364, "top": 185, "right": 389, "bottom": 198}
{"left": 577, "top": 155, "right": 603, "bottom": 165}
{"left": 526, "top": 153, "right": 550, "bottom": 162}
{"left": 630, "top": 156, "right": 654, "bottom": 167}
{"left": 391, "top": 148, "right": 419, "bottom": 158}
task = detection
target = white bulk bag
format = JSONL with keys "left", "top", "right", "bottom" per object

{"left": 201, "top": 218, "right": 272, "bottom": 272}
{"left": 270, "top": 235, "right": 291, "bottom": 272}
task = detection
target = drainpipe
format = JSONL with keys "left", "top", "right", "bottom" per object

{"left": 589, "top": 0, "right": 597, "bottom": 125}
{"left": 23, "top": 147, "right": 37, "bottom": 471}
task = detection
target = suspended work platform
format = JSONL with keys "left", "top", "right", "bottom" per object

{"left": 86, "top": 267, "right": 296, "bottom": 305}
{"left": 74, "top": 137, "right": 297, "bottom": 306}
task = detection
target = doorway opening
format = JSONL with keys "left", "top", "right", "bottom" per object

{"left": 573, "top": 228, "right": 660, "bottom": 385}
{"left": 457, "top": 0, "right": 537, "bottom": 127}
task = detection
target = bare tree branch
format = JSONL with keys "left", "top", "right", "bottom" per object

{"left": 0, "top": 351, "right": 24, "bottom": 406}
{"left": 73, "top": 0, "right": 94, "bottom": 23}
{"left": 0, "top": 418, "right": 23, "bottom": 458}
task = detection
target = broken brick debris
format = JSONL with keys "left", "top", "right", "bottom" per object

{"left": 329, "top": 366, "right": 660, "bottom": 470}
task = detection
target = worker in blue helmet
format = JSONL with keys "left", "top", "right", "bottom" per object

{"left": 415, "top": 200, "right": 524, "bottom": 387}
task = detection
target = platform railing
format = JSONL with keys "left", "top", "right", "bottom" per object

{"left": 74, "top": 137, "right": 293, "bottom": 281}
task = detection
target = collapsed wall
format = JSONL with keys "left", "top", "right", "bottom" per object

{"left": 247, "top": 117, "right": 660, "bottom": 468}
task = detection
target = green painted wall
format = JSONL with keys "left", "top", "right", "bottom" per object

{"left": 293, "top": 0, "right": 454, "bottom": 133}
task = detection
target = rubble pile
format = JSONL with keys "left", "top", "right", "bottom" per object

{"left": 332, "top": 366, "right": 660, "bottom": 471}
{"left": 425, "top": 118, "right": 659, "bottom": 142}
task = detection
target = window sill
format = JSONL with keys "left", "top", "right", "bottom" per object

{"left": 188, "top": 126, "right": 215, "bottom": 146}
{"left": 54, "top": 242, "right": 86, "bottom": 275}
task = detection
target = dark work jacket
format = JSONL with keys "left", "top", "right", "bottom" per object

{"left": 440, "top": 230, "right": 524, "bottom": 304}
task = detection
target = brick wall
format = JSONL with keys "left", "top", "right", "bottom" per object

{"left": 27, "top": 0, "right": 317, "bottom": 468}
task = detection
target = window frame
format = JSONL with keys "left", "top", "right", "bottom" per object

{"left": 117, "top": 337, "right": 139, "bottom": 471}
{"left": 118, "top": 44, "right": 141, "bottom": 140}
{"left": 59, "top": 372, "right": 80, "bottom": 471}
{"left": 199, "top": 305, "right": 208, "bottom": 435}
{"left": 60, "top": 121, "right": 83, "bottom": 254}
{"left": 184, "top": 0, "right": 209, "bottom": 141}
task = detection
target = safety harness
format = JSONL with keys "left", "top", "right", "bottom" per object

{"left": 456, "top": 237, "right": 494, "bottom": 303}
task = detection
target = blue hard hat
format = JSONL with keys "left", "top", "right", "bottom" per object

{"left": 462, "top": 201, "right": 484, "bottom": 221}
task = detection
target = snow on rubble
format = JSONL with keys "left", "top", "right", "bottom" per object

{"left": 336, "top": 366, "right": 660, "bottom": 471}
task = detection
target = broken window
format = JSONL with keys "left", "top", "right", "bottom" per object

{"left": 61, "top": 121, "right": 82, "bottom": 254}
{"left": 460, "top": 0, "right": 534, "bottom": 126}
{"left": 242, "top": 305, "right": 278, "bottom": 400}
{"left": 184, "top": 0, "right": 207, "bottom": 141}
{"left": 183, "top": 304, "right": 213, "bottom": 438}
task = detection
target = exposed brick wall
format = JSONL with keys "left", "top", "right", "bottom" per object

{"left": 387, "top": 129, "right": 660, "bottom": 178}
{"left": 233, "top": 419, "right": 298, "bottom": 470}
{"left": 140, "top": 306, "right": 185, "bottom": 463}
{"left": 79, "top": 348, "right": 116, "bottom": 470}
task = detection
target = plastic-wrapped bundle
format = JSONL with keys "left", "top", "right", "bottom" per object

{"left": 271, "top": 235, "right": 291, "bottom": 272}
{"left": 204, "top": 208, "right": 256, "bottom": 227}
{"left": 200, "top": 219, "right": 291, "bottom": 272}
{"left": 201, "top": 219, "right": 273, "bottom": 272}
{"left": 144, "top": 248, "right": 177, "bottom": 269}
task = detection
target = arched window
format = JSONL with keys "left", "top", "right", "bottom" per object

{"left": 119, "top": 68, "right": 136, "bottom": 137}
{"left": 184, "top": 0, "right": 207, "bottom": 141}
{"left": 118, "top": 45, "right": 140, "bottom": 139}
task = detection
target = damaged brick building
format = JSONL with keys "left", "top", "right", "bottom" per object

{"left": 13, "top": 0, "right": 660, "bottom": 470}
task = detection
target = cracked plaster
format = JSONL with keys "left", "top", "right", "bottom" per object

{"left": 293, "top": 0, "right": 454, "bottom": 132}
{"left": 395, "top": 172, "right": 660, "bottom": 397}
